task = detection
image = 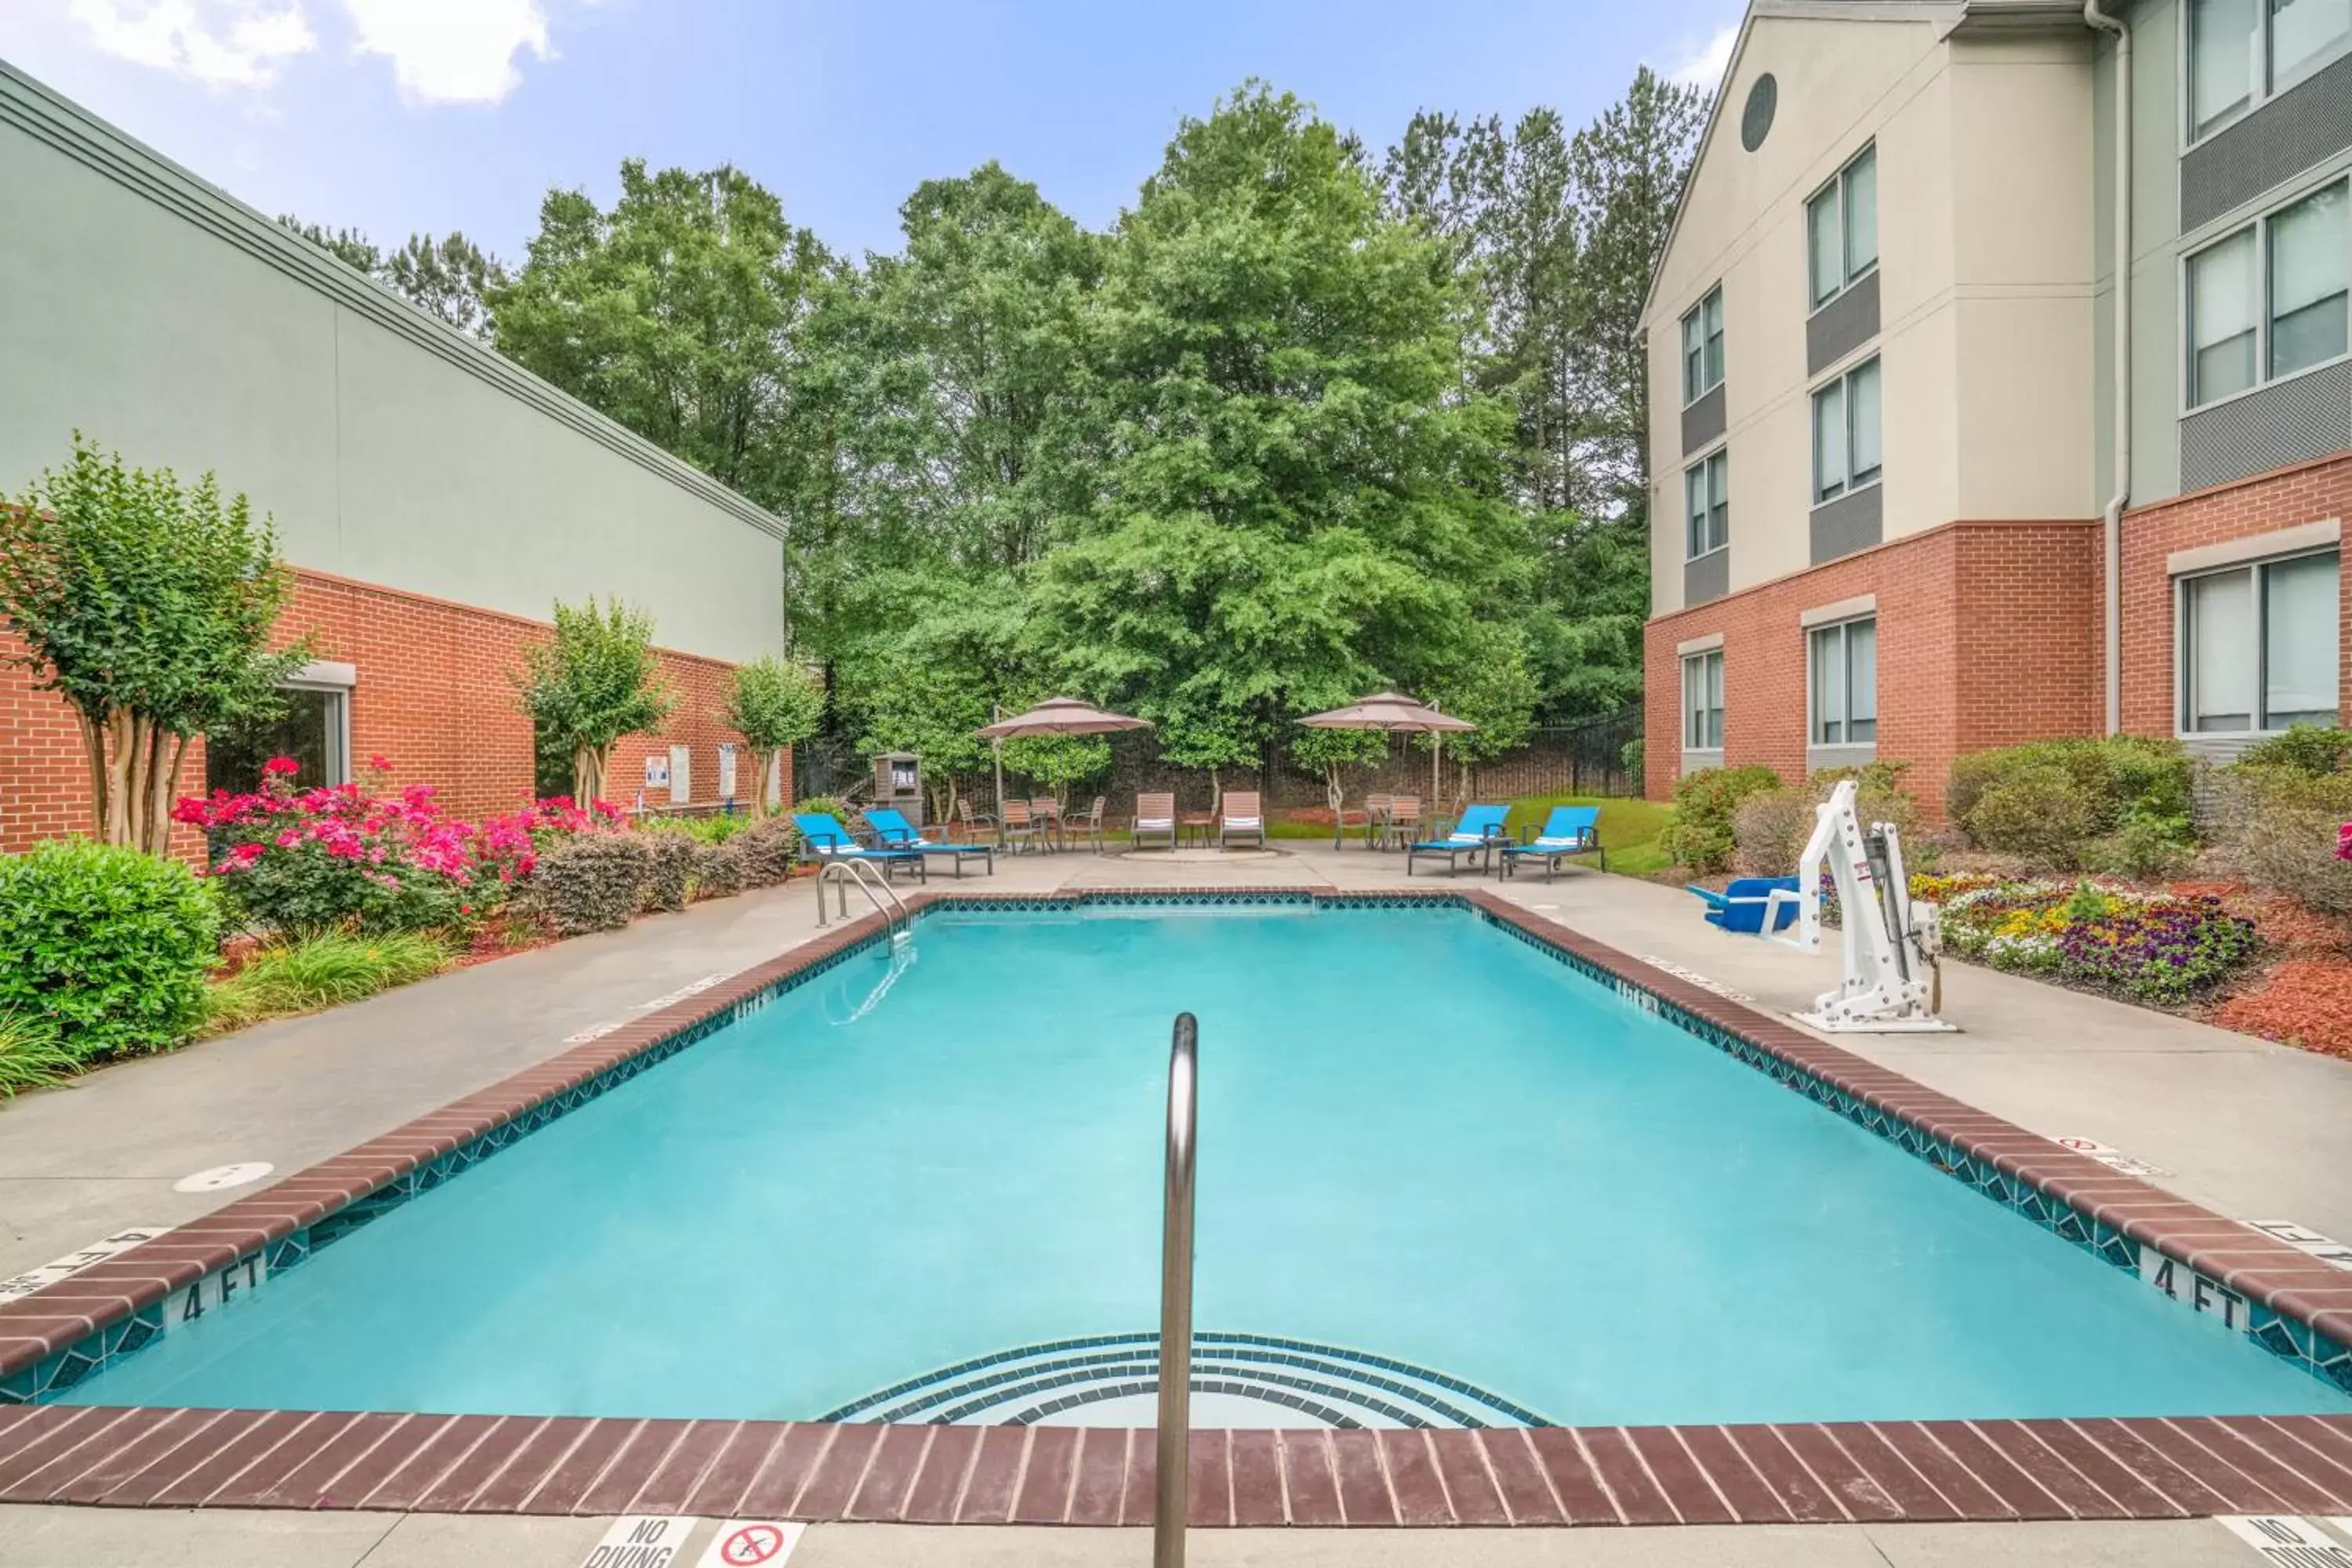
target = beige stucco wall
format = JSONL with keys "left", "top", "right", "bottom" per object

{"left": 1648, "top": 14, "right": 2100, "bottom": 615}
{"left": 0, "top": 63, "right": 785, "bottom": 666}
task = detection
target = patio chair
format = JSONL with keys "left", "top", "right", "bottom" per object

{"left": 1028, "top": 797, "right": 1064, "bottom": 852}
{"left": 1068, "top": 796, "right": 1109, "bottom": 852}
{"left": 1500, "top": 805, "right": 1606, "bottom": 882}
{"left": 1688, "top": 877, "right": 1802, "bottom": 935}
{"left": 999, "top": 798, "right": 1041, "bottom": 855}
{"left": 1219, "top": 790, "right": 1265, "bottom": 850}
{"left": 1132, "top": 792, "right": 1178, "bottom": 852}
{"left": 953, "top": 797, "right": 998, "bottom": 847}
{"left": 793, "top": 812, "right": 926, "bottom": 882}
{"left": 1404, "top": 804, "right": 1509, "bottom": 877}
{"left": 862, "top": 807, "right": 994, "bottom": 878}
{"left": 1381, "top": 794, "right": 1424, "bottom": 852}
{"left": 1353, "top": 791, "right": 1393, "bottom": 850}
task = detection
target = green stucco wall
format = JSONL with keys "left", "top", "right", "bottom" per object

{"left": 0, "top": 62, "right": 785, "bottom": 666}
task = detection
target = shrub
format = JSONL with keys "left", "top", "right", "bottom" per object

{"left": 1730, "top": 764, "right": 1923, "bottom": 877}
{"left": 1947, "top": 737, "right": 2194, "bottom": 872}
{"left": 1620, "top": 737, "right": 1645, "bottom": 781}
{"left": 691, "top": 839, "right": 746, "bottom": 899}
{"left": 2222, "top": 765, "right": 2352, "bottom": 916}
{"left": 1659, "top": 765, "right": 1783, "bottom": 874}
{"left": 2084, "top": 806, "right": 2198, "bottom": 880}
{"left": 2238, "top": 723, "right": 2352, "bottom": 778}
{"left": 793, "top": 795, "right": 854, "bottom": 826}
{"left": 648, "top": 812, "right": 748, "bottom": 846}
{"left": 205, "top": 931, "right": 448, "bottom": 1033}
{"left": 0, "top": 1010, "right": 77, "bottom": 1097}
{"left": 734, "top": 816, "right": 800, "bottom": 886}
{"left": 533, "top": 833, "right": 652, "bottom": 935}
{"left": 643, "top": 830, "right": 696, "bottom": 913}
{"left": 1962, "top": 765, "right": 2101, "bottom": 869}
{"left": 0, "top": 840, "right": 220, "bottom": 1061}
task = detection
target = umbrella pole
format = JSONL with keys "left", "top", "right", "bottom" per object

{"left": 992, "top": 706, "right": 1004, "bottom": 826}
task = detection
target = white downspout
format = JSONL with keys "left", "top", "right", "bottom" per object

{"left": 2086, "top": 0, "right": 2130, "bottom": 735}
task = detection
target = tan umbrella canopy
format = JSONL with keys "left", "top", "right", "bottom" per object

{"left": 976, "top": 696, "right": 1152, "bottom": 739}
{"left": 976, "top": 697, "right": 1152, "bottom": 811}
{"left": 1295, "top": 691, "right": 1475, "bottom": 801}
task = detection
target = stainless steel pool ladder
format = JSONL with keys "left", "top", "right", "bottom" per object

{"left": 1156, "top": 1012, "right": 1197, "bottom": 1568}
{"left": 815, "top": 857, "right": 912, "bottom": 946}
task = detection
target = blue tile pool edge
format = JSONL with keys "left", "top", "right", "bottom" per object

{"left": 5, "top": 885, "right": 2346, "bottom": 1406}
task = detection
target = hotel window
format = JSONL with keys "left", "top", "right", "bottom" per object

{"left": 1806, "top": 143, "right": 1878, "bottom": 309}
{"left": 203, "top": 683, "right": 351, "bottom": 796}
{"left": 1682, "top": 649, "right": 1726, "bottom": 751}
{"left": 1811, "top": 356, "right": 1883, "bottom": 503}
{"left": 1681, "top": 285, "right": 1725, "bottom": 404}
{"left": 2187, "top": 179, "right": 2347, "bottom": 405}
{"left": 2189, "top": 0, "right": 2352, "bottom": 140}
{"left": 2180, "top": 549, "right": 2340, "bottom": 732}
{"left": 1684, "top": 448, "right": 1729, "bottom": 559}
{"left": 1809, "top": 617, "right": 1879, "bottom": 746}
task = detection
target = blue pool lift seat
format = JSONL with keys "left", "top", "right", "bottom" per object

{"left": 793, "top": 812, "right": 927, "bottom": 882}
{"left": 1499, "top": 805, "right": 1605, "bottom": 881}
{"left": 1689, "top": 877, "right": 1802, "bottom": 935}
{"left": 861, "top": 807, "right": 995, "bottom": 878}
{"left": 1405, "top": 804, "right": 1511, "bottom": 877}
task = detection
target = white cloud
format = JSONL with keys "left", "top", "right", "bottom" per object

{"left": 1670, "top": 21, "right": 1740, "bottom": 93}
{"left": 66, "top": 0, "right": 317, "bottom": 88}
{"left": 339, "top": 0, "right": 550, "bottom": 105}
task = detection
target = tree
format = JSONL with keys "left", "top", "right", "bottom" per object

{"left": 1291, "top": 727, "right": 1389, "bottom": 822}
{"left": 383, "top": 232, "right": 506, "bottom": 339}
{"left": 720, "top": 655, "right": 824, "bottom": 818}
{"left": 1001, "top": 734, "right": 1111, "bottom": 806}
{"left": 515, "top": 598, "right": 675, "bottom": 805}
{"left": 490, "top": 162, "right": 829, "bottom": 500}
{"left": 278, "top": 217, "right": 508, "bottom": 339}
{"left": 1031, "top": 85, "right": 1538, "bottom": 790}
{"left": 0, "top": 436, "right": 310, "bottom": 853}
{"left": 842, "top": 570, "right": 1028, "bottom": 815}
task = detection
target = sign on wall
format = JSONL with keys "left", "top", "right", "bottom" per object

{"left": 718, "top": 743, "right": 738, "bottom": 800}
{"left": 644, "top": 754, "right": 670, "bottom": 789}
{"left": 670, "top": 744, "right": 691, "bottom": 805}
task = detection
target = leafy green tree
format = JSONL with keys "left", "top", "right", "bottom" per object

{"left": 384, "top": 232, "right": 506, "bottom": 339}
{"left": 842, "top": 571, "right": 1027, "bottom": 815}
{"left": 1002, "top": 734, "right": 1112, "bottom": 806}
{"left": 515, "top": 598, "right": 675, "bottom": 805}
{"left": 279, "top": 216, "right": 384, "bottom": 276}
{"left": 1032, "top": 84, "right": 1537, "bottom": 789}
{"left": 1292, "top": 727, "right": 1390, "bottom": 820}
{"left": 490, "top": 161, "right": 829, "bottom": 499}
{"left": 0, "top": 436, "right": 309, "bottom": 852}
{"left": 720, "top": 655, "right": 825, "bottom": 818}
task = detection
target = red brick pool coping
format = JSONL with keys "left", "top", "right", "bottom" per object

{"left": 3, "top": 884, "right": 2350, "bottom": 1526}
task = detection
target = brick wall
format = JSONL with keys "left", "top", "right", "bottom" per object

{"left": 2114, "top": 451, "right": 2352, "bottom": 739}
{"left": 1642, "top": 521, "right": 2103, "bottom": 821}
{"left": 1, "top": 568, "right": 766, "bottom": 855}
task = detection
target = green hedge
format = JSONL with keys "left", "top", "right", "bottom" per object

{"left": 1659, "top": 764, "right": 1783, "bottom": 874}
{"left": 0, "top": 840, "right": 220, "bottom": 1062}
{"left": 534, "top": 833, "right": 653, "bottom": 936}
{"left": 1945, "top": 736, "right": 2194, "bottom": 873}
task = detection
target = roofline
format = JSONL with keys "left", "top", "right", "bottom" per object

{"left": 0, "top": 57, "right": 789, "bottom": 544}
{"left": 1639, "top": 0, "right": 1984, "bottom": 328}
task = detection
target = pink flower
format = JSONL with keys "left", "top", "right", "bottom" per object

{"left": 2337, "top": 822, "right": 2351, "bottom": 863}
{"left": 367, "top": 754, "right": 393, "bottom": 772}
{"left": 262, "top": 757, "right": 299, "bottom": 779}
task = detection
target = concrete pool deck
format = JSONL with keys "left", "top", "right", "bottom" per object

{"left": 3, "top": 842, "right": 2350, "bottom": 1565}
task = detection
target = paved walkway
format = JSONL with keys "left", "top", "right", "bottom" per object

{"left": 0, "top": 1504, "right": 2307, "bottom": 1566}
{"left": 2, "top": 840, "right": 2347, "bottom": 1565}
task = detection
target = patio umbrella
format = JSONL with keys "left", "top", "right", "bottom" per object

{"left": 975, "top": 697, "right": 1152, "bottom": 813}
{"left": 1295, "top": 691, "right": 1475, "bottom": 805}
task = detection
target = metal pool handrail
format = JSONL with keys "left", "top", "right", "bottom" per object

{"left": 1156, "top": 1012, "right": 1198, "bottom": 1568}
{"left": 816, "top": 857, "right": 911, "bottom": 945}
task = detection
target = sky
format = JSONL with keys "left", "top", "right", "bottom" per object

{"left": 0, "top": 1, "right": 1743, "bottom": 264}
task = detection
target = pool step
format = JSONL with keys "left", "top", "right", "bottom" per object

{"left": 822, "top": 1332, "right": 1545, "bottom": 1429}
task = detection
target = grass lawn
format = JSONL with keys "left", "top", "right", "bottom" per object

{"left": 1501, "top": 793, "right": 1676, "bottom": 877}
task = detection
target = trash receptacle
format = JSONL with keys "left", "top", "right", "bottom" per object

{"left": 873, "top": 752, "right": 923, "bottom": 830}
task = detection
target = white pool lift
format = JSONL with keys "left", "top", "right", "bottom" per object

{"left": 1764, "top": 779, "right": 1958, "bottom": 1033}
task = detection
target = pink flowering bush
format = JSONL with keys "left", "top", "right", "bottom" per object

{"left": 2338, "top": 822, "right": 2351, "bottom": 862}
{"left": 172, "top": 760, "right": 619, "bottom": 937}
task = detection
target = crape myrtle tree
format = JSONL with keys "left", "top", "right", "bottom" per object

{"left": 720, "top": 655, "right": 825, "bottom": 818}
{"left": 1029, "top": 84, "right": 1541, "bottom": 798}
{"left": 515, "top": 597, "right": 675, "bottom": 807}
{"left": 0, "top": 436, "right": 310, "bottom": 854}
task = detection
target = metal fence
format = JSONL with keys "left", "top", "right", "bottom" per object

{"left": 798, "top": 704, "right": 1644, "bottom": 817}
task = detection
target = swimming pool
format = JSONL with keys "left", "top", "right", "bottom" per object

{"left": 53, "top": 896, "right": 2351, "bottom": 1430}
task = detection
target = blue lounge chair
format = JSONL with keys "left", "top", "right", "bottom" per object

{"left": 1405, "top": 804, "right": 1509, "bottom": 877}
{"left": 1500, "top": 805, "right": 1605, "bottom": 881}
{"left": 862, "top": 808, "right": 994, "bottom": 878}
{"left": 1688, "top": 877, "right": 1801, "bottom": 934}
{"left": 793, "top": 812, "right": 926, "bottom": 882}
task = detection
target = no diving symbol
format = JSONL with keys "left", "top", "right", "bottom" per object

{"left": 701, "top": 1521, "right": 803, "bottom": 1568}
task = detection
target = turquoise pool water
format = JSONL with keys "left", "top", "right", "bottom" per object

{"left": 71, "top": 904, "right": 2349, "bottom": 1424}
